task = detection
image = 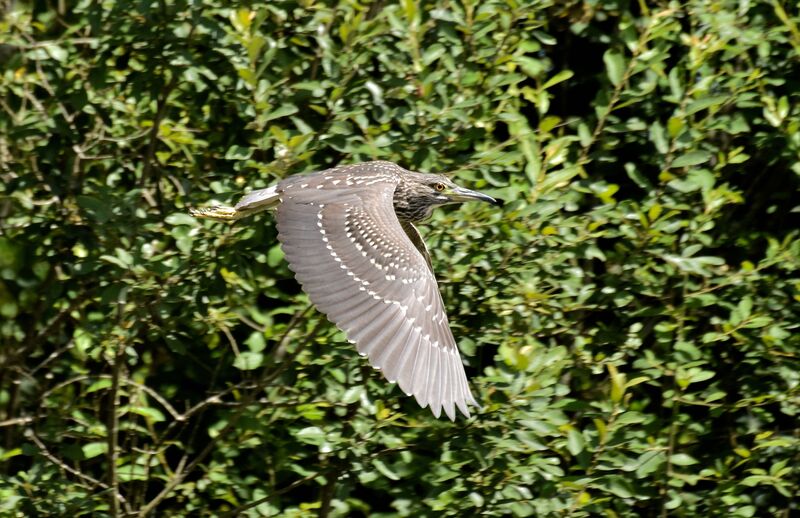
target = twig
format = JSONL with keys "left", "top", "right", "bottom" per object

{"left": 0, "top": 416, "right": 36, "bottom": 428}
{"left": 576, "top": 12, "right": 665, "bottom": 165}
{"left": 140, "top": 74, "right": 179, "bottom": 210}
{"left": 107, "top": 341, "right": 125, "bottom": 517}
{"left": 221, "top": 325, "right": 241, "bottom": 358}
{"left": 17, "top": 296, "right": 86, "bottom": 359}
{"left": 220, "top": 471, "right": 321, "bottom": 518}
{"left": 125, "top": 379, "right": 182, "bottom": 422}
{"left": 153, "top": 307, "right": 314, "bottom": 446}
{"left": 317, "top": 470, "right": 337, "bottom": 518}
{"left": 137, "top": 315, "right": 324, "bottom": 517}
{"left": 25, "top": 428, "right": 108, "bottom": 491}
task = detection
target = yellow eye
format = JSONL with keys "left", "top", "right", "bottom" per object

{"left": 434, "top": 183, "right": 445, "bottom": 192}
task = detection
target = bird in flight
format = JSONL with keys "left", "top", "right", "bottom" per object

{"left": 191, "top": 161, "right": 501, "bottom": 420}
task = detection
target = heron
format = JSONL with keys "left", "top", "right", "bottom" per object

{"left": 190, "top": 161, "right": 501, "bottom": 420}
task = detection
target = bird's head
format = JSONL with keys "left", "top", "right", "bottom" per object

{"left": 394, "top": 172, "right": 502, "bottom": 222}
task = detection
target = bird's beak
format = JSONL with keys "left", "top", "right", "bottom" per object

{"left": 448, "top": 186, "right": 504, "bottom": 206}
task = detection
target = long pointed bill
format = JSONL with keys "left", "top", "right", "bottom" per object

{"left": 448, "top": 186, "right": 504, "bottom": 206}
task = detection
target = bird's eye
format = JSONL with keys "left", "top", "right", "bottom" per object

{"left": 434, "top": 183, "right": 445, "bottom": 192}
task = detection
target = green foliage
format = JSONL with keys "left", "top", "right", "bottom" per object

{"left": 1, "top": 0, "right": 799, "bottom": 516}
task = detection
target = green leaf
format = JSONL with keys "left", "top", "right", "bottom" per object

{"left": 685, "top": 95, "right": 728, "bottom": 115}
{"left": 601, "top": 475, "right": 634, "bottom": 498}
{"left": 245, "top": 332, "right": 266, "bottom": 352}
{"left": 542, "top": 70, "right": 574, "bottom": 90}
{"left": 516, "top": 56, "right": 545, "bottom": 78}
{"left": 0, "top": 448, "right": 22, "bottom": 461}
{"left": 165, "top": 213, "right": 197, "bottom": 226}
{"left": 263, "top": 103, "right": 299, "bottom": 122}
{"left": 267, "top": 245, "right": 284, "bottom": 267}
{"left": 671, "top": 151, "right": 711, "bottom": 168}
{"left": 537, "top": 166, "right": 581, "bottom": 193}
{"left": 566, "top": 428, "right": 585, "bottom": 456}
{"left": 743, "top": 316, "right": 772, "bottom": 328}
{"left": 82, "top": 442, "right": 108, "bottom": 460}
{"left": 0, "top": 283, "right": 18, "bottom": 318}
{"left": 100, "top": 254, "right": 130, "bottom": 269}
{"left": 372, "top": 459, "right": 400, "bottom": 481}
{"left": 128, "top": 406, "right": 166, "bottom": 422}
{"left": 341, "top": 386, "right": 363, "bottom": 405}
{"left": 117, "top": 465, "right": 148, "bottom": 482}
{"left": 670, "top": 453, "right": 699, "bottom": 466}
{"left": 86, "top": 379, "right": 112, "bottom": 393}
{"left": 649, "top": 121, "right": 668, "bottom": 154}
{"left": 663, "top": 254, "right": 725, "bottom": 276}
{"left": 687, "top": 369, "right": 715, "bottom": 384}
{"left": 233, "top": 351, "right": 264, "bottom": 370}
{"left": 225, "top": 145, "right": 253, "bottom": 160}
{"left": 635, "top": 451, "right": 666, "bottom": 478}
{"left": 76, "top": 195, "right": 113, "bottom": 223}
{"left": 0, "top": 237, "right": 21, "bottom": 271}
{"left": 603, "top": 50, "right": 626, "bottom": 86}
{"left": 296, "top": 426, "right": 325, "bottom": 446}
{"left": 668, "top": 169, "right": 715, "bottom": 193}
{"left": 608, "top": 364, "right": 626, "bottom": 403}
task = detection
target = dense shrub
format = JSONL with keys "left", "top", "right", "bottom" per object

{"left": 1, "top": 1, "right": 798, "bottom": 516}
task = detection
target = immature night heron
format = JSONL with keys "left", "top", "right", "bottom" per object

{"left": 190, "top": 161, "right": 501, "bottom": 420}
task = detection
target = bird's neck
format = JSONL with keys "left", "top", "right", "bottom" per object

{"left": 393, "top": 196, "right": 434, "bottom": 222}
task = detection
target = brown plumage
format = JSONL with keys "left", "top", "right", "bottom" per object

{"left": 190, "top": 161, "right": 501, "bottom": 420}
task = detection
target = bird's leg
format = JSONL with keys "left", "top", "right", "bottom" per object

{"left": 189, "top": 204, "right": 246, "bottom": 221}
{"left": 190, "top": 185, "right": 281, "bottom": 221}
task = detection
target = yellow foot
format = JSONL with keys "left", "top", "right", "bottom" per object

{"left": 189, "top": 205, "right": 240, "bottom": 221}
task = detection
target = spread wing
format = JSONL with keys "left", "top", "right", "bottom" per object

{"left": 275, "top": 172, "right": 477, "bottom": 419}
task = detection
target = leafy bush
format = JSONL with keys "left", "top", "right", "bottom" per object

{"left": 1, "top": 1, "right": 798, "bottom": 516}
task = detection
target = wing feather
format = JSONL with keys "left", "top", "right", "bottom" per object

{"left": 365, "top": 310, "right": 408, "bottom": 370}
{"left": 442, "top": 347, "right": 455, "bottom": 421}
{"left": 327, "top": 290, "right": 379, "bottom": 321}
{"left": 392, "top": 327, "right": 422, "bottom": 394}
{"left": 275, "top": 166, "right": 477, "bottom": 419}
{"left": 374, "top": 316, "right": 414, "bottom": 378}
{"left": 411, "top": 332, "right": 433, "bottom": 409}
{"left": 428, "top": 346, "right": 442, "bottom": 418}
{"left": 350, "top": 304, "right": 403, "bottom": 352}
